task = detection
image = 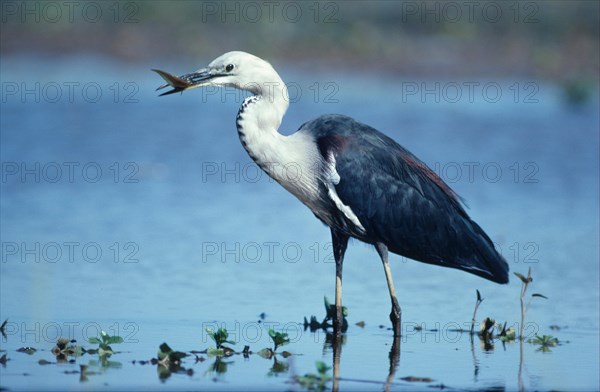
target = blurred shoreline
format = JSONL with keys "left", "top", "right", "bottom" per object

{"left": 1, "top": 1, "right": 598, "bottom": 81}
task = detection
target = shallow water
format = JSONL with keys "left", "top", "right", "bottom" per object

{"left": 1, "top": 56, "right": 598, "bottom": 391}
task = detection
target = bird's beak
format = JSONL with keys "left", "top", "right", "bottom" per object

{"left": 152, "top": 68, "right": 215, "bottom": 96}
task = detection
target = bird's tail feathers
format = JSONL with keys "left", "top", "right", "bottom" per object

{"left": 461, "top": 220, "right": 509, "bottom": 284}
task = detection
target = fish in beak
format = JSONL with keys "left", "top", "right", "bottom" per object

{"left": 152, "top": 68, "right": 214, "bottom": 96}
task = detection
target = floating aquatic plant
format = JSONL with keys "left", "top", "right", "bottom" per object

{"left": 257, "top": 329, "right": 292, "bottom": 359}
{"left": 496, "top": 322, "right": 516, "bottom": 342}
{"left": 52, "top": 337, "right": 84, "bottom": 359}
{"left": 528, "top": 334, "right": 559, "bottom": 352}
{"left": 205, "top": 327, "right": 235, "bottom": 350}
{"left": 268, "top": 329, "right": 290, "bottom": 352}
{"left": 88, "top": 330, "right": 124, "bottom": 357}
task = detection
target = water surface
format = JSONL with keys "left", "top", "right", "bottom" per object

{"left": 1, "top": 56, "right": 598, "bottom": 391}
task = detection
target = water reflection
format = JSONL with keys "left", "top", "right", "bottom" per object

{"left": 518, "top": 339, "right": 525, "bottom": 392}
{"left": 206, "top": 356, "right": 233, "bottom": 377}
{"left": 386, "top": 336, "right": 401, "bottom": 392}
{"left": 323, "top": 324, "right": 512, "bottom": 391}
{"left": 0, "top": 316, "right": 585, "bottom": 391}
{"left": 268, "top": 356, "right": 289, "bottom": 377}
{"left": 323, "top": 329, "right": 400, "bottom": 391}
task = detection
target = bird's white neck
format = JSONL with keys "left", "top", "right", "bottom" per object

{"left": 235, "top": 85, "right": 322, "bottom": 205}
{"left": 236, "top": 91, "right": 288, "bottom": 169}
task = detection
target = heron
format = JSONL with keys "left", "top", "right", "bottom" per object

{"left": 153, "top": 51, "right": 509, "bottom": 336}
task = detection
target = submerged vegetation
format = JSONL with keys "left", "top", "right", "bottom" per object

{"left": 205, "top": 327, "right": 235, "bottom": 350}
{"left": 460, "top": 268, "right": 558, "bottom": 351}
{"left": 87, "top": 330, "right": 124, "bottom": 356}
{"left": 0, "top": 269, "right": 566, "bottom": 389}
{"left": 303, "top": 296, "right": 348, "bottom": 333}
{"left": 528, "top": 335, "right": 560, "bottom": 352}
{"left": 52, "top": 337, "right": 84, "bottom": 360}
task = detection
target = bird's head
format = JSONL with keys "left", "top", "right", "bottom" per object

{"left": 154, "top": 51, "right": 286, "bottom": 100}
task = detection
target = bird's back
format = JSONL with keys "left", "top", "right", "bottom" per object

{"left": 300, "top": 114, "right": 509, "bottom": 284}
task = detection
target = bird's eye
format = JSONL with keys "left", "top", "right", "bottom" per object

{"left": 226, "top": 64, "right": 234, "bottom": 72}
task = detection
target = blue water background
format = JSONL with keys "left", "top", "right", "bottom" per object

{"left": 1, "top": 55, "right": 598, "bottom": 391}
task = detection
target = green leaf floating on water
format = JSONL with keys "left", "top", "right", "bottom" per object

{"left": 106, "top": 336, "right": 124, "bottom": 345}
{"left": 268, "top": 329, "right": 290, "bottom": 351}
{"left": 206, "top": 327, "right": 235, "bottom": 349}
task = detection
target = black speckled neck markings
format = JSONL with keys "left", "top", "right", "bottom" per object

{"left": 236, "top": 95, "right": 262, "bottom": 164}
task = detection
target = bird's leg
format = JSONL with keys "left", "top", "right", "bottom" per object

{"left": 331, "top": 229, "right": 349, "bottom": 335}
{"left": 334, "top": 258, "right": 343, "bottom": 333}
{"left": 375, "top": 243, "right": 402, "bottom": 336}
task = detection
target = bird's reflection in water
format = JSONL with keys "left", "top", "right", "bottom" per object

{"left": 323, "top": 327, "right": 513, "bottom": 391}
{"left": 324, "top": 329, "right": 400, "bottom": 392}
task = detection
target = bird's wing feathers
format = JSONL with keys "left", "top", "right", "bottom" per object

{"left": 311, "top": 115, "right": 508, "bottom": 283}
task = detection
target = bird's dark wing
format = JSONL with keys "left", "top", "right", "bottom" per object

{"left": 308, "top": 115, "right": 508, "bottom": 284}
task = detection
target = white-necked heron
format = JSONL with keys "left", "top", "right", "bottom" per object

{"left": 154, "top": 51, "right": 509, "bottom": 336}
